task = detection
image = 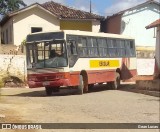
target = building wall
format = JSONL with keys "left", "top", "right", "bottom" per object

{"left": 60, "top": 20, "right": 92, "bottom": 32}
{"left": 1, "top": 18, "right": 13, "bottom": 44}
{"left": 155, "top": 26, "right": 160, "bottom": 72}
{"left": 92, "top": 20, "right": 100, "bottom": 32}
{"left": 121, "top": 3, "right": 160, "bottom": 47}
{"left": 103, "top": 14, "right": 122, "bottom": 34}
{"left": 13, "top": 7, "right": 60, "bottom": 46}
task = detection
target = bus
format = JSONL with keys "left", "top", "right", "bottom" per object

{"left": 26, "top": 30, "right": 137, "bottom": 96}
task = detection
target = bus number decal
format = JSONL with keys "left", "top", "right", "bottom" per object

{"left": 90, "top": 60, "right": 120, "bottom": 68}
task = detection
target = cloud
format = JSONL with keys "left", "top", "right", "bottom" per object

{"left": 71, "top": 0, "right": 90, "bottom": 12}
{"left": 23, "top": 0, "right": 99, "bottom": 14}
{"left": 23, "top": 0, "right": 65, "bottom": 6}
{"left": 72, "top": 0, "right": 99, "bottom": 14}
{"left": 105, "top": 0, "right": 159, "bottom": 15}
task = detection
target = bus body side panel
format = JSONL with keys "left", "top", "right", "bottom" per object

{"left": 69, "top": 58, "right": 122, "bottom": 85}
{"left": 69, "top": 72, "right": 80, "bottom": 86}
{"left": 87, "top": 70, "right": 115, "bottom": 84}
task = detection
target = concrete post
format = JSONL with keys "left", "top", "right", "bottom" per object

{"left": 155, "top": 26, "right": 160, "bottom": 77}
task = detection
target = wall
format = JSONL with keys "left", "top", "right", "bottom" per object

{"left": 102, "top": 14, "right": 122, "bottom": 34}
{"left": 60, "top": 20, "right": 100, "bottom": 33}
{"left": 92, "top": 20, "right": 100, "bottom": 32}
{"left": 13, "top": 7, "right": 60, "bottom": 46}
{"left": 0, "top": 55, "right": 27, "bottom": 82}
{"left": 121, "top": 3, "right": 160, "bottom": 47}
{"left": 1, "top": 18, "right": 13, "bottom": 44}
{"left": 137, "top": 59, "right": 155, "bottom": 75}
{"left": 60, "top": 20, "right": 92, "bottom": 32}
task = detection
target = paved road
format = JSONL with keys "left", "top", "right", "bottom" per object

{"left": 0, "top": 84, "right": 159, "bottom": 132}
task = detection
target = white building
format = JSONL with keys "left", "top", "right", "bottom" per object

{"left": 146, "top": 19, "right": 160, "bottom": 77}
{"left": 0, "top": 2, "right": 103, "bottom": 46}
{"left": 103, "top": 0, "right": 160, "bottom": 55}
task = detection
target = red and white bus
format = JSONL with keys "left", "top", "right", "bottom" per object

{"left": 26, "top": 30, "right": 137, "bottom": 95}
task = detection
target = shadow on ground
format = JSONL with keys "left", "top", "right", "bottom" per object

{"left": 2, "top": 84, "right": 112, "bottom": 97}
{"left": 119, "top": 84, "right": 160, "bottom": 97}
{"left": 2, "top": 83, "right": 159, "bottom": 97}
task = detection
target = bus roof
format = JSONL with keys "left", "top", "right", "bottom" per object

{"left": 26, "top": 30, "right": 134, "bottom": 43}
{"left": 63, "top": 30, "right": 134, "bottom": 40}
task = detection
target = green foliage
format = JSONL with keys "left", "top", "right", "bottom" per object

{"left": 21, "top": 39, "right": 26, "bottom": 46}
{"left": 0, "top": 0, "right": 27, "bottom": 15}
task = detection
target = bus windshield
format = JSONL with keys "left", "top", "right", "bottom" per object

{"left": 26, "top": 40, "right": 67, "bottom": 69}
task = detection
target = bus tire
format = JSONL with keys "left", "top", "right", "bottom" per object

{"left": 88, "top": 84, "right": 94, "bottom": 89}
{"left": 108, "top": 73, "right": 120, "bottom": 90}
{"left": 45, "top": 87, "right": 53, "bottom": 96}
{"left": 77, "top": 75, "right": 84, "bottom": 95}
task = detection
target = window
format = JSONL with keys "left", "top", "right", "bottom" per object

{"left": 107, "top": 39, "right": 117, "bottom": 57}
{"left": 67, "top": 36, "right": 77, "bottom": 56}
{"left": 125, "top": 40, "right": 136, "bottom": 57}
{"left": 67, "top": 36, "right": 78, "bottom": 67}
{"left": 27, "top": 41, "right": 67, "bottom": 69}
{"left": 97, "top": 38, "right": 107, "bottom": 57}
{"left": 116, "top": 40, "right": 125, "bottom": 57}
{"left": 78, "top": 37, "right": 88, "bottom": 57}
{"left": 31, "top": 27, "right": 42, "bottom": 33}
{"left": 87, "top": 38, "right": 98, "bottom": 57}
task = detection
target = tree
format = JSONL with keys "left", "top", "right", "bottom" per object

{"left": 0, "top": 0, "right": 26, "bottom": 15}
{"left": 0, "top": 0, "right": 7, "bottom": 15}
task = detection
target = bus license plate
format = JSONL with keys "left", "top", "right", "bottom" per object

{"left": 43, "top": 81, "right": 50, "bottom": 86}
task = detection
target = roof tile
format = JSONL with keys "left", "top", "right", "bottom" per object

{"left": 42, "top": 1, "right": 103, "bottom": 20}
{"left": 146, "top": 19, "right": 160, "bottom": 29}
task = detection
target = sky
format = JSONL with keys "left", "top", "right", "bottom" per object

{"left": 23, "top": 0, "right": 159, "bottom": 16}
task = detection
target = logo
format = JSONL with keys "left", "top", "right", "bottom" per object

{"left": 2, "top": 124, "right": 11, "bottom": 129}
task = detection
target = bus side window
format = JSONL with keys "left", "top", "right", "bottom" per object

{"left": 116, "top": 40, "right": 125, "bottom": 57}
{"left": 97, "top": 38, "right": 107, "bottom": 57}
{"left": 78, "top": 37, "right": 88, "bottom": 57}
{"left": 125, "top": 40, "right": 135, "bottom": 57}
{"left": 130, "top": 41, "right": 136, "bottom": 57}
{"left": 107, "top": 39, "right": 117, "bottom": 57}
{"left": 87, "top": 38, "right": 98, "bottom": 57}
{"left": 67, "top": 40, "right": 78, "bottom": 67}
{"left": 70, "top": 41, "right": 77, "bottom": 55}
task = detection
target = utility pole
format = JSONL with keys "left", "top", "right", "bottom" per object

{"left": 90, "top": 0, "right": 92, "bottom": 13}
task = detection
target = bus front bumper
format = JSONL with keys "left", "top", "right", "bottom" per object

{"left": 28, "top": 79, "right": 70, "bottom": 88}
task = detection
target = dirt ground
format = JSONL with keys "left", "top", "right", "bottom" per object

{"left": 0, "top": 84, "right": 159, "bottom": 132}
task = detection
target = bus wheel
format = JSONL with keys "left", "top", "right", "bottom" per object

{"left": 108, "top": 73, "right": 120, "bottom": 90}
{"left": 52, "top": 87, "right": 59, "bottom": 92}
{"left": 77, "top": 75, "right": 84, "bottom": 95}
{"left": 45, "top": 87, "right": 53, "bottom": 96}
{"left": 88, "top": 84, "right": 94, "bottom": 90}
